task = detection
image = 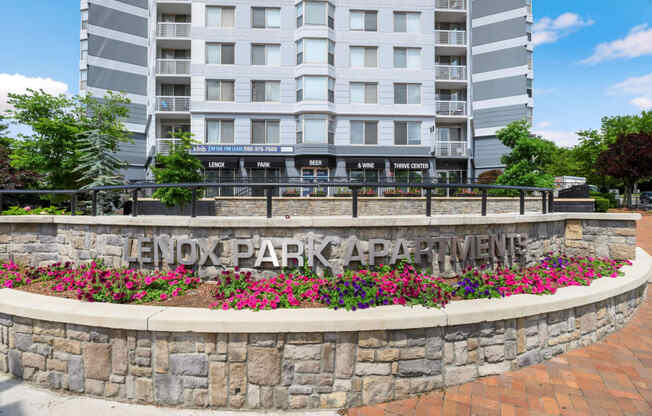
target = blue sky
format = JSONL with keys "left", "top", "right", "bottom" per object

{"left": 0, "top": 0, "right": 650, "bottom": 147}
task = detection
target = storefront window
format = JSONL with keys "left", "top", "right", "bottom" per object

{"left": 301, "top": 168, "right": 329, "bottom": 196}
{"left": 205, "top": 169, "right": 238, "bottom": 197}
{"left": 438, "top": 170, "right": 467, "bottom": 197}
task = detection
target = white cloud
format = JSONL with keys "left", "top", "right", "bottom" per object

{"left": 533, "top": 12, "right": 594, "bottom": 47}
{"left": 0, "top": 73, "right": 69, "bottom": 114}
{"left": 608, "top": 73, "right": 652, "bottom": 110}
{"left": 535, "top": 121, "right": 552, "bottom": 129}
{"left": 583, "top": 24, "right": 652, "bottom": 64}
{"left": 533, "top": 129, "right": 582, "bottom": 147}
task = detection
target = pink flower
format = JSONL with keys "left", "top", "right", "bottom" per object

{"left": 24, "top": 206, "right": 31, "bottom": 212}
{"left": 160, "top": 293, "right": 167, "bottom": 301}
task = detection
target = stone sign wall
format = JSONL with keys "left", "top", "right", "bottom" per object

{"left": 0, "top": 214, "right": 637, "bottom": 279}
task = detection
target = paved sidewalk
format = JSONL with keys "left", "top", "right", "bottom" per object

{"left": 346, "top": 217, "right": 652, "bottom": 416}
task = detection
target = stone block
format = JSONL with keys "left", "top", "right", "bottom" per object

{"left": 247, "top": 383, "right": 260, "bottom": 408}
{"left": 22, "top": 352, "right": 46, "bottom": 370}
{"left": 83, "top": 343, "right": 111, "bottom": 381}
{"left": 358, "top": 331, "right": 387, "bottom": 348}
{"left": 14, "top": 333, "right": 32, "bottom": 352}
{"left": 565, "top": 220, "right": 582, "bottom": 240}
{"left": 321, "top": 343, "right": 335, "bottom": 372}
{"left": 444, "top": 365, "right": 478, "bottom": 386}
{"left": 229, "top": 362, "right": 246, "bottom": 395}
{"left": 284, "top": 344, "right": 320, "bottom": 360}
{"left": 8, "top": 350, "right": 22, "bottom": 378}
{"left": 398, "top": 359, "right": 441, "bottom": 377}
{"left": 135, "top": 377, "right": 153, "bottom": 402}
{"left": 362, "top": 376, "right": 392, "bottom": 405}
{"left": 286, "top": 333, "right": 322, "bottom": 344}
{"left": 479, "top": 361, "right": 511, "bottom": 377}
{"left": 54, "top": 338, "right": 81, "bottom": 355}
{"left": 484, "top": 345, "right": 505, "bottom": 363}
{"left": 209, "top": 362, "right": 227, "bottom": 407}
{"left": 154, "top": 374, "right": 184, "bottom": 405}
{"left": 33, "top": 321, "right": 65, "bottom": 338}
{"left": 355, "top": 362, "right": 391, "bottom": 376}
{"left": 376, "top": 348, "right": 400, "bottom": 362}
{"left": 68, "top": 355, "right": 84, "bottom": 392}
{"left": 84, "top": 379, "right": 104, "bottom": 396}
{"left": 320, "top": 392, "right": 347, "bottom": 408}
{"left": 357, "top": 349, "right": 374, "bottom": 362}
{"left": 154, "top": 338, "right": 168, "bottom": 374}
{"left": 247, "top": 347, "right": 281, "bottom": 386}
{"left": 399, "top": 347, "right": 425, "bottom": 360}
{"left": 169, "top": 353, "right": 208, "bottom": 377}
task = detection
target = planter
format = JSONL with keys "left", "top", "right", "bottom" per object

{"left": 384, "top": 193, "right": 422, "bottom": 198}
{"left": 333, "top": 193, "right": 352, "bottom": 198}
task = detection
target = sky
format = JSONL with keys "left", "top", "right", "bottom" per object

{"left": 0, "top": 0, "right": 651, "bottom": 147}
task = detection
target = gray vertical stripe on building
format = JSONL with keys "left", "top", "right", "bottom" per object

{"left": 89, "top": 4, "right": 148, "bottom": 38}
{"left": 473, "top": 76, "right": 527, "bottom": 101}
{"left": 472, "top": 18, "right": 527, "bottom": 46}
{"left": 111, "top": 0, "right": 148, "bottom": 10}
{"left": 472, "top": 0, "right": 525, "bottom": 20}
{"left": 472, "top": 47, "right": 527, "bottom": 73}
{"left": 88, "top": 65, "right": 147, "bottom": 96}
{"left": 89, "top": 35, "right": 148, "bottom": 67}
{"left": 94, "top": 98, "right": 147, "bottom": 126}
{"left": 473, "top": 105, "right": 528, "bottom": 130}
{"left": 473, "top": 137, "right": 510, "bottom": 168}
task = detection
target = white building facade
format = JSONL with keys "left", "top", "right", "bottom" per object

{"left": 79, "top": 0, "right": 534, "bottom": 189}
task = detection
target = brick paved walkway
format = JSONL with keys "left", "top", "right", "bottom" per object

{"left": 346, "top": 217, "right": 652, "bottom": 416}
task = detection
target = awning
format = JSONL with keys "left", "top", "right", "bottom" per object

{"left": 345, "top": 158, "right": 386, "bottom": 170}
{"left": 294, "top": 156, "right": 335, "bottom": 169}
{"left": 243, "top": 157, "right": 286, "bottom": 169}
{"left": 390, "top": 158, "right": 431, "bottom": 170}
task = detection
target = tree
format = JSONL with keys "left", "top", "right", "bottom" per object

{"left": 493, "top": 120, "right": 557, "bottom": 193}
{"left": 597, "top": 132, "right": 652, "bottom": 208}
{"left": 7, "top": 89, "right": 132, "bottom": 199}
{"left": 0, "top": 116, "right": 40, "bottom": 191}
{"left": 574, "top": 111, "right": 652, "bottom": 191}
{"left": 151, "top": 131, "right": 204, "bottom": 210}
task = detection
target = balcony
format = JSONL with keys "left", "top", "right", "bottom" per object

{"left": 435, "top": 30, "right": 467, "bottom": 46}
{"left": 156, "top": 96, "right": 190, "bottom": 112}
{"left": 435, "top": 141, "right": 469, "bottom": 158}
{"left": 436, "top": 101, "right": 467, "bottom": 116}
{"left": 435, "top": 0, "right": 466, "bottom": 10}
{"left": 157, "top": 138, "right": 182, "bottom": 156}
{"left": 156, "top": 59, "right": 191, "bottom": 75}
{"left": 157, "top": 23, "right": 191, "bottom": 38}
{"left": 435, "top": 65, "right": 467, "bottom": 81}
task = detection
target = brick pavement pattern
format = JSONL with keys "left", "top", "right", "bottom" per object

{"left": 346, "top": 215, "right": 652, "bottom": 416}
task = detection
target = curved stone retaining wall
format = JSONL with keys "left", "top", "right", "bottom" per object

{"left": 0, "top": 248, "right": 649, "bottom": 410}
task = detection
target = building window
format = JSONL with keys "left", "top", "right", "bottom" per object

{"left": 81, "top": 10, "right": 88, "bottom": 30}
{"left": 394, "top": 84, "right": 421, "bottom": 104}
{"left": 436, "top": 88, "right": 466, "bottom": 101}
{"left": 296, "top": 115, "right": 335, "bottom": 144}
{"left": 350, "top": 10, "right": 377, "bottom": 31}
{"left": 437, "top": 126, "right": 463, "bottom": 141}
{"left": 252, "top": 7, "right": 280, "bottom": 28}
{"left": 394, "top": 121, "right": 421, "bottom": 145}
{"left": 351, "top": 121, "right": 378, "bottom": 145}
{"left": 206, "top": 43, "right": 235, "bottom": 64}
{"left": 251, "top": 120, "right": 280, "bottom": 144}
{"left": 252, "top": 81, "right": 281, "bottom": 103}
{"left": 206, "top": 6, "right": 235, "bottom": 28}
{"left": 394, "top": 12, "right": 420, "bottom": 33}
{"left": 350, "top": 82, "right": 377, "bottom": 104}
{"left": 527, "top": 78, "right": 533, "bottom": 98}
{"left": 206, "top": 120, "right": 235, "bottom": 144}
{"left": 297, "top": 1, "right": 334, "bottom": 29}
{"left": 296, "top": 38, "right": 334, "bottom": 65}
{"left": 206, "top": 80, "right": 235, "bottom": 101}
{"left": 350, "top": 46, "right": 377, "bottom": 68}
{"left": 80, "top": 39, "right": 88, "bottom": 61}
{"left": 296, "top": 76, "right": 334, "bottom": 102}
{"left": 251, "top": 44, "right": 281, "bottom": 66}
{"left": 394, "top": 47, "right": 421, "bottom": 69}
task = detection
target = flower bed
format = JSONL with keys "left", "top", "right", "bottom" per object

{"left": 1, "top": 255, "right": 631, "bottom": 311}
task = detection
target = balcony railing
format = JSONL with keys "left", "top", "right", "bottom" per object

{"left": 435, "top": 65, "right": 467, "bottom": 81}
{"left": 435, "top": 0, "right": 467, "bottom": 10}
{"left": 157, "top": 138, "right": 182, "bottom": 156}
{"left": 436, "top": 100, "right": 467, "bottom": 116}
{"left": 156, "top": 59, "right": 191, "bottom": 75}
{"left": 157, "top": 23, "right": 191, "bottom": 38}
{"left": 156, "top": 96, "right": 190, "bottom": 112}
{"left": 435, "top": 30, "right": 467, "bottom": 46}
{"left": 435, "top": 141, "right": 469, "bottom": 157}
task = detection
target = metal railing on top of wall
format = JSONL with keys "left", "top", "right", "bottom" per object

{"left": 0, "top": 181, "right": 555, "bottom": 220}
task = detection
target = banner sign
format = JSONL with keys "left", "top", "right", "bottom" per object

{"left": 192, "top": 145, "right": 294, "bottom": 154}
{"left": 123, "top": 234, "right": 528, "bottom": 272}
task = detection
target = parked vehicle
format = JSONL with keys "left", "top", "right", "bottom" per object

{"left": 640, "top": 191, "right": 652, "bottom": 206}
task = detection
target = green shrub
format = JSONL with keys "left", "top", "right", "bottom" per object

{"left": 594, "top": 197, "right": 609, "bottom": 212}
{"left": 590, "top": 191, "right": 618, "bottom": 208}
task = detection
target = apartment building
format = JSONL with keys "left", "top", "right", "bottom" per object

{"left": 79, "top": 0, "right": 533, "bottom": 189}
